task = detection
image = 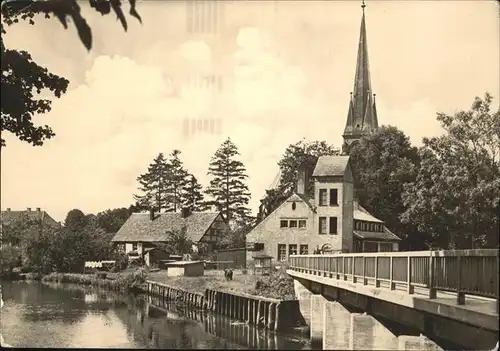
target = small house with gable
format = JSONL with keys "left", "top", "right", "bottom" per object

{"left": 246, "top": 155, "right": 401, "bottom": 264}
{"left": 111, "top": 208, "right": 228, "bottom": 262}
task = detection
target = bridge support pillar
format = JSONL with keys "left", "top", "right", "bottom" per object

{"left": 397, "top": 335, "right": 443, "bottom": 351}
{"left": 310, "top": 294, "right": 327, "bottom": 347}
{"left": 322, "top": 301, "right": 351, "bottom": 350}
{"left": 349, "top": 313, "right": 399, "bottom": 350}
{"left": 293, "top": 279, "right": 313, "bottom": 326}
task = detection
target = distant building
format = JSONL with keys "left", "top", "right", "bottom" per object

{"left": 0, "top": 207, "right": 60, "bottom": 247}
{"left": 246, "top": 155, "right": 401, "bottom": 263}
{"left": 110, "top": 208, "right": 228, "bottom": 260}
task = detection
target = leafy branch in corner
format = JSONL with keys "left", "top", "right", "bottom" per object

{"left": 1, "top": 0, "right": 142, "bottom": 51}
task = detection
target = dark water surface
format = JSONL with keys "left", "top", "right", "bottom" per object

{"left": 1, "top": 281, "right": 311, "bottom": 349}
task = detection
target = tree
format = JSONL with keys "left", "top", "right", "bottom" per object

{"left": 156, "top": 226, "right": 193, "bottom": 256}
{"left": 134, "top": 153, "right": 169, "bottom": 212}
{"left": 0, "top": 245, "right": 22, "bottom": 274}
{"left": 257, "top": 139, "right": 340, "bottom": 222}
{"left": 64, "top": 208, "right": 88, "bottom": 231}
{"left": 165, "top": 149, "right": 189, "bottom": 212}
{"left": 220, "top": 221, "right": 254, "bottom": 249}
{"left": 205, "top": 138, "right": 252, "bottom": 226}
{"left": 183, "top": 175, "right": 209, "bottom": 212}
{"left": 96, "top": 207, "right": 130, "bottom": 233}
{"left": 1, "top": 0, "right": 142, "bottom": 147}
{"left": 348, "top": 126, "right": 421, "bottom": 249}
{"left": 402, "top": 93, "right": 500, "bottom": 249}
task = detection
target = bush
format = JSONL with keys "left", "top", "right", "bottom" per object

{"left": 96, "top": 272, "right": 107, "bottom": 279}
{"left": 252, "top": 265, "right": 295, "bottom": 300}
{"left": 112, "top": 252, "right": 128, "bottom": 272}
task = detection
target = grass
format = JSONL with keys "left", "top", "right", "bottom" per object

{"left": 37, "top": 265, "right": 297, "bottom": 301}
{"left": 147, "top": 266, "right": 296, "bottom": 300}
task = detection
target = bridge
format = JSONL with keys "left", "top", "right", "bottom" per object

{"left": 288, "top": 249, "right": 499, "bottom": 350}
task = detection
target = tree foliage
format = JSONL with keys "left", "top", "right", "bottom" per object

{"left": 165, "top": 149, "right": 190, "bottom": 212}
{"left": 0, "top": 0, "right": 141, "bottom": 147}
{"left": 155, "top": 226, "right": 193, "bottom": 256}
{"left": 96, "top": 207, "right": 130, "bottom": 233}
{"left": 401, "top": 93, "right": 500, "bottom": 249}
{"left": 257, "top": 139, "right": 340, "bottom": 222}
{"left": 134, "top": 153, "right": 169, "bottom": 212}
{"left": 64, "top": 208, "right": 88, "bottom": 231}
{"left": 348, "top": 126, "right": 421, "bottom": 248}
{"left": 205, "top": 138, "right": 252, "bottom": 226}
{"left": 184, "top": 175, "right": 209, "bottom": 212}
{"left": 0, "top": 245, "right": 22, "bottom": 274}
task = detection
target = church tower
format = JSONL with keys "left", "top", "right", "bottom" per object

{"left": 342, "top": 1, "right": 379, "bottom": 154}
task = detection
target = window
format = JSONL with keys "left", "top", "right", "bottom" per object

{"left": 319, "top": 189, "right": 328, "bottom": 206}
{"left": 355, "top": 221, "right": 360, "bottom": 230}
{"left": 329, "top": 189, "right": 338, "bottom": 206}
{"left": 278, "top": 244, "right": 287, "bottom": 261}
{"left": 292, "top": 202, "right": 296, "bottom": 210}
{"left": 132, "top": 243, "right": 138, "bottom": 251}
{"left": 364, "top": 242, "right": 378, "bottom": 252}
{"left": 362, "top": 222, "right": 367, "bottom": 231}
{"left": 299, "top": 244, "right": 308, "bottom": 254}
{"left": 319, "top": 217, "right": 327, "bottom": 234}
{"left": 289, "top": 220, "right": 298, "bottom": 228}
{"left": 329, "top": 217, "right": 338, "bottom": 234}
{"left": 254, "top": 243, "right": 264, "bottom": 251}
{"left": 379, "top": 243, "right": 393, "bottom": 252}
{"left": 298, "top": 220, "right": 307, "bottom": 229}
{"left": 280, "top": 220, "right": 288, "bottom": 228}
{"left": 289, "top": 244, "right": 297, "bottom": 256}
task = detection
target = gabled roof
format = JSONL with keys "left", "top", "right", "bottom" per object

{"left": 111, "top": 212, "right": 221, "bottom": 243}
{"left": 354, "top": 227, "right": 401, "bottom": 241}
{"left": 289, "top": 192, "right": 316, "bottom": 212}
{"left": 0, "top": 209, "right": 59, "bottom": 227}
{"left": 312, "top": 155, "right": 350, "bottom": 177}
{"left": 353, "top": 201, "right": 383, "bottom": 223}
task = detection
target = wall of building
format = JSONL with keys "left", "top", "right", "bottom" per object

{"left": 247, "top": 193, "right": 345, "bottom": 264}
{"left": 215, "top": 248, "right": 247, "bottom": 269}
{"left": 314, "top": 177, "right": 347, "bottom": 252}
{"left": 342, "top": 165, "right": 354, "bottom": 253}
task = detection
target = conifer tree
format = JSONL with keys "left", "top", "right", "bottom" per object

{"left": 165, "top": 149, "right": 190, "bottom": 212}
{"left": 134, "top": 153, "right": 169, "bottom": 212}
{"left": 183, "top": 175, "right": 209, "bottom": 212}
{"left": 205, "top": 138, "right": 252, "bottom": 225}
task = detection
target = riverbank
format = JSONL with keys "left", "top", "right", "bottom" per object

{"left": 5, "top": 264, "right": 296, "bottom": 300}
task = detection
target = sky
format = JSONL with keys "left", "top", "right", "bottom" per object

{"left": 1, "top": 0, "right": 499, "bottom": 222}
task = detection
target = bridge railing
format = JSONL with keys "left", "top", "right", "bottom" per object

{"left": 289, "top": 250, "right": 499, "bottom": 311}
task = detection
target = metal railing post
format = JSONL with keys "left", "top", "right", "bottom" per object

{"left": 374, "top": 256, "right": 380, "bottom": 288}
{"left": 456, "top": 255, "right": 465, "bottom": 305}
{"left": 389, "top": 256, "right": 395, "bottom": 290}
{"left": 407, "top": 256, "right": 414, "bottom": 294}
{"left": 362, "top": 256, "right": 367, "bottom": 285}
{"left": 428, "top": 251, "right": 436, "bottom": 299}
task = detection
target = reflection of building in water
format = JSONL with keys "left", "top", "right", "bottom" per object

{"left": 84, "top": 293, "right": 98, "bottom": 303}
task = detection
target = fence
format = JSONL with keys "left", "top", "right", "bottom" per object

{"left": 289, "top": 249, "right": 499, "bottom": 311}
{"left": 214, "top": 248, "right": 247, "bottom": 269}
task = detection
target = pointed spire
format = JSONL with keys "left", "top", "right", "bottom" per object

{"left": 343, "top": 0, "right": 379, "bottom": 147}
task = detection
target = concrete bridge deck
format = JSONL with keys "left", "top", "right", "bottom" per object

{"left": 288, "top": 249, "right": 499, "bottom": 350}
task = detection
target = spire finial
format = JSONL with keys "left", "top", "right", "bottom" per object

{"left": 361, "top": 0, "right": 366, "bottom": 10}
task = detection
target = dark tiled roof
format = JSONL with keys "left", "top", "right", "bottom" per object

{"left": 312, "top": 156, "right": 350, "bottom": 177}
{"left": 353, "top": 227, "right": 401, "bottom": 241}
{"left": 0, "top": 209, "right": 59, "bottom": 227}
{"left": 111, "top": 212, "right": 220, "bottom": 243}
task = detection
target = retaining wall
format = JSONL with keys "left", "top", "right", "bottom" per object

{"left": 145, "top": 280, "right": 302, "bottom": 331}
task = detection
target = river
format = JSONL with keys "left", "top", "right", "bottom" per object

{"left": 0, "top": 281, "right": 313, "bottom": 349}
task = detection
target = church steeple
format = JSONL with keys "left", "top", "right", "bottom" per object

{"left": 342, "top": 0, "right": 379, "bottom": 154}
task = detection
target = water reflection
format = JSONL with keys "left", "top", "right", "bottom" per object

{"left": 1, "top": 281, "right": 311, "bottom": 349}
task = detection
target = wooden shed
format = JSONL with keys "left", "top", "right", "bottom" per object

{"left": 165, "top": 261, "right": 204, "bottom": 277}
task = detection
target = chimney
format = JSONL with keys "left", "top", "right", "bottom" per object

{"left": 149, "top": 209, "right": 155, "bottom": 221}
{"left": 27, "top": 207, "right": 31, "bottom": 212}
{"left": 36, "top": 207, "right": 41, "bottom": 212}
{"left": 181, "top": 207, "right": 192, "bottom": 219}
{"left": 296, "top": 166, "right": 308, "bottom": 195}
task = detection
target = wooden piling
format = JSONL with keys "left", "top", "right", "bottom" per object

{"left": 274, "top": 303, "right": 281, "bottom": 331}
{"left": 268, "top": 302, "right": 275, "bottom": 330}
